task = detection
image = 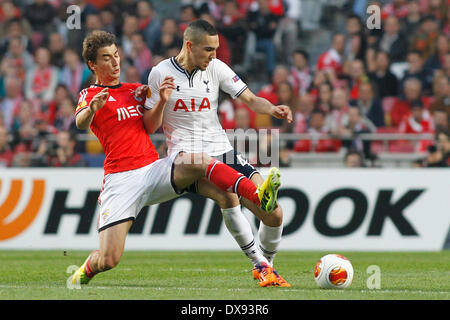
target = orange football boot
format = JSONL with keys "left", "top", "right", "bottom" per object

{"left": 273, "top": 270, "right": 291, "bottom": 287}
{"left": 253, "top": 265, "right": 291, "bottom": 287}
{"left": 254, "top": 263, "right": 278, "bottom": 287}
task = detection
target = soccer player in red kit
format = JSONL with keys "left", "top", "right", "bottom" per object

{"left": 70, "top": 30, "right": 281, "bottom": 287}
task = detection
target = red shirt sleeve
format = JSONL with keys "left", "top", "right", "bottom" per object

{"left": 75, "top": 87, "right": 97, "bottom": 116}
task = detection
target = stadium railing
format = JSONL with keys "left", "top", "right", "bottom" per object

{"left": 73, "top": 132, "right": 433, "bottom": 168}
{"left": 6, "top": 132, "right": 432, "bottom": 167}
{"left": 74, "top": 132, "right": 434, "bottom": 150}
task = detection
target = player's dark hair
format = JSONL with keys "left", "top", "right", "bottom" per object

{"left": 184, "top": 19, "right": 218, "bottom": 43}
{"left": 82, "top": 30, "right": 117, "bottom": 72}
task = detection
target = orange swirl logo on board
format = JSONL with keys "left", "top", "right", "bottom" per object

{"left": 0, "top": 179, "right": 45, "bottom": 240}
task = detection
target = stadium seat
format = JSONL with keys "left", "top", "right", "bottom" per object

{"left": 388, "top": 141, "right": 415, "bottom": 153}
{"left": 371, "top": 127, "right": 399, "bottom": 153}
{"left": 293, "top": 138, "right": 341, "bottom": 153}
{"left": 375, "top": 127, "right": 398, "bottom": 134}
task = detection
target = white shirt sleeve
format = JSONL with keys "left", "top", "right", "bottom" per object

{"left": 144, "top": 67, "right": 161, "bottom": 110}
{"left": 214, "top": 59, "right": 248, "bottom": 99}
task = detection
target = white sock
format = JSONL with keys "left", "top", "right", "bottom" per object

{"left": 258, "top": 223, "right": 283, "bottom": 266}
{"left": 222, "top": 206, "right": 268, "bottom": 267}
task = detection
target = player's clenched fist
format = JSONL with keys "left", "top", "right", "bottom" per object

{"left": 90, "top": 88, "right": 109, "bottom": 112}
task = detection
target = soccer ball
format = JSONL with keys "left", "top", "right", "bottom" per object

{"left": 314, "top": 254, "right": 353, "bottom": 289}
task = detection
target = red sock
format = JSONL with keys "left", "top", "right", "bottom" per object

{"left": 206, "top": 159, "right": 260, "bottom": 206}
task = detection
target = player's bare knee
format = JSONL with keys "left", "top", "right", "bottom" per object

{"left": 262, "top": 205, "right": 283, "bottom": 227}
{"left": 215, "top": 192, "right": 240, "bottom": 209}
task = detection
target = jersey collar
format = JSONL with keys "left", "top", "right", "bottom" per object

{"left": 93, "top": 83, "right": 123, "bottom": 89}
{"left": 171, "top": 57, "right": 199, "bottom": 88}
{"left": 171, "top": 57, "right": 199, "bottom": 76}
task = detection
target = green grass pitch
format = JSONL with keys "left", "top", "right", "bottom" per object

{"left": 0, "top": 250, "right": 449, "bottom": 300}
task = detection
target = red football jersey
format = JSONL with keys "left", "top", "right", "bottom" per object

{"left": 75, "top": 83, "right": 158, "bottom": 175}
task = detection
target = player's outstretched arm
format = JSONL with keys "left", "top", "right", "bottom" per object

{"left": 237, "top": 88, "right": 293, "bottom": 123}
{"left": 143, "top": 76, "right": 175, "bottom": 134}
{"left": 76, "top": 88, "right": 109, "bottom": 130}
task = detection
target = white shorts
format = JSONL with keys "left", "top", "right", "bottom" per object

{"left": 97, "top": 152, "right": 182, "bottom": 231}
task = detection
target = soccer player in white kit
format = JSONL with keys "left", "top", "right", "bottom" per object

{"left": 70, "top": 30, "right": 281, "bottom": 287}
{"left": 144, "top": 20, "right": 293, "bottom": 287}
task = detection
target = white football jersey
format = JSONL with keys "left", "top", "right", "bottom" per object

{"left": 144, "top": 57, "right": 248, "bottom": 156}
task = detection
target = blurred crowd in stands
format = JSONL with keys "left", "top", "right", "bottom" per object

{"left": 0, "top": 0, "right": 449, "bottom": 169}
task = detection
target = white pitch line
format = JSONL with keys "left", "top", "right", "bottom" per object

{"left": 0, "top": 284, "right": 449, "bottom": 296}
